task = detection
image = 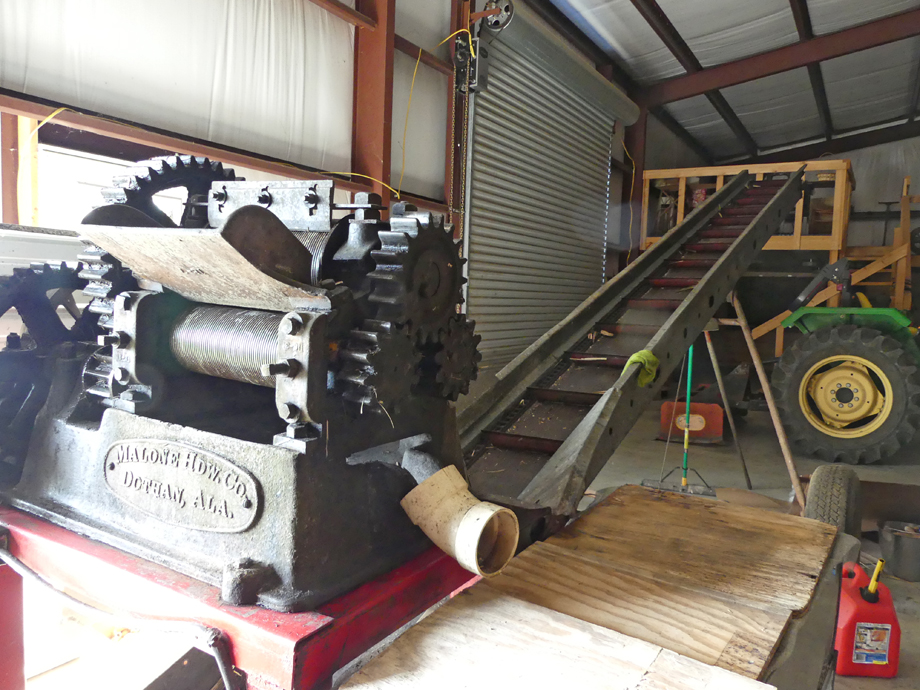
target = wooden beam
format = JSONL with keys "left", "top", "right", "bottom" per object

{"left": 788, "top": 0, "right": 833, "bottom": 139}
{"left": 307, "top": 0, "right": 376, "bottom": 30}
{"left": 1, "top": 113, "right": 18, "bottom": 224}
{"left": 394, "top": 34, "right": 452, "bottom": 76}
{"left": 352, "top": 0, "right": 396, "bottom": 201}
{"left": 751, "top": 244, "right": 910, "bottom": 339}
{"left": 642, "top": 8, "right": 920, "bottom": 107}
{"left": 0, "top": 89, "right": 372, "bottom": 193}
{"left": 629, "top": 0, "right": 757, "bottom": 157}
{"left": 742, "top": 118, "right": 920, "bottom": 164}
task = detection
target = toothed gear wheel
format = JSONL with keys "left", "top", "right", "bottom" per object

{"left": 419, "top": 315, "right": 482, "bottom": 401}
{"left": 101, "top": 154, "right": 240, "bottom": 228}
{"left": 369, "top": 206, "right": 465, "bottom": 343}
{"left": 0, "top": 263, "right": 95, "bottom": 348}
{"left": 338, "top": 320, "right": 421, "bottom": 411}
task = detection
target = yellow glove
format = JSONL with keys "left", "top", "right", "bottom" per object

{"left": 625, "top": 350, "right": 660, "bottom": 387}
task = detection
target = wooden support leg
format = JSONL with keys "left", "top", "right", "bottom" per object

{"left": 731, "top": 294, "right": 807, "bottom": 510}
{"left": 704, "top": 331, "right": 752, "bottom": 490}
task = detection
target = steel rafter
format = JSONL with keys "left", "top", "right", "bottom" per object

{"left": 738, "top": 118, "right": 920, "bottom": 164}
{"left": 789, "top": 0, "right": 833, "bottom": 140}
{"left": 629, "top": 0, "right": 758, "bottom": 157}
{"left": 909, "top": 58, "right": 920, "bottom": 122}
{"left": 643, "top": 8, "right": 920, "bottom": 107}
{"left": 522, "top": 0, "right": 712, "bottom": 162}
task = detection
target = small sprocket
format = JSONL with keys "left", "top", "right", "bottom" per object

{"left": 337, "top": 320, "right": 421, "bottom": 412}
{"left": 418, "top": 315, "right": 482, "bottom": 401}
{"left": 368, "top": 204, "right": 465, "bottom": 344}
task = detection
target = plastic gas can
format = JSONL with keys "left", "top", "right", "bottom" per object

{"left": 835, "top": 560, "right": 900, "bottom": 677}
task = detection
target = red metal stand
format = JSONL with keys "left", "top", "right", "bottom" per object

{"left": 0, "top": 559, "right": 25, "bottom": 690}
{"left": 0, "top": 506, "right": 475, "bottom": 689}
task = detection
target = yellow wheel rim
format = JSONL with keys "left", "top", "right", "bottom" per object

{"left": 798, "top": 355, "right": 893, "bottom": 439}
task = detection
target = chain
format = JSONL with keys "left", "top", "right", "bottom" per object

{"left": 448, "top": 37, "right": 473, "bottom": 256}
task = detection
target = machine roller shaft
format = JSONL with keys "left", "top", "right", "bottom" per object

{"left": 170, "top": 306, "right": 283, "bottom": 388}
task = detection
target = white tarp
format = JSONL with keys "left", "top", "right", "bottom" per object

{"left": 391, "top": 0, "right": 452, "bottom": 200}
{"left": 0, "top": 0, "right": 356, "bottom": 172}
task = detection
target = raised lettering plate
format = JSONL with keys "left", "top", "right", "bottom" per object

{"left": 104, "top": 440, "right": 260, "bottom": 532}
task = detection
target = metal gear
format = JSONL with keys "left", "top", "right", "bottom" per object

{"left": 368, "top": 204, "right": 465, "bottom": 344}
{"left": 418, "top": 315, "right": 482, "bottom": 401}
{"left": 81, "top": 154, "right": 236, "bottom": 404}
{"left": 101, "top": 154, "right": 240, "bottom": 228}
{"left": 0, "top": 262, "right": 94, "bottom": 347}
{"left": 0, "top": 263, "right": 95, "bottom": 482}
{"left": 337, "top": 320, "right": 421, "bottom": 412}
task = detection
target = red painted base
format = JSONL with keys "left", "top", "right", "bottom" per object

{"left": 0, "top": 507, "right": 475, "bottom": 689}
{"left": 0, "top": 560, "right": 25, "bottom": 690}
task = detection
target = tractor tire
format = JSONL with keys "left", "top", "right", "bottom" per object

{"left": 804, "top": 464, "right": 862, "bottom": 537}
{"left": 772, "top": 325, "right": 920, "bottom": 464}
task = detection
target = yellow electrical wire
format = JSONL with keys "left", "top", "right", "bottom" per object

{"left": 398, "top": 49, "right": 423, "bottom": 197}
{"left": 28, "top": 27, "right": 476, "bottom": 204}
{"left": 437, "top": 28, "right": 475, "bottom": 57}
{"left": 622, "top": 139, "right": 637, "bottom": 264}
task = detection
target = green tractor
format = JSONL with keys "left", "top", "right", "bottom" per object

{"left": 771, "top": 300, "right": 920, "bottom": 465}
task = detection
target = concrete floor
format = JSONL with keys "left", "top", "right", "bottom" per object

{"left": 461, "top": 368, "right": 920, "bottom": 688}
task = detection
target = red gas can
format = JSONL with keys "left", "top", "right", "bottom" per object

{"left": 835, "top": 561, "right": 900, "bottom": 677}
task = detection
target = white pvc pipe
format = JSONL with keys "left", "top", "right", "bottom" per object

{"left": 401, "top": 466, "right": 519, "bottom": 577}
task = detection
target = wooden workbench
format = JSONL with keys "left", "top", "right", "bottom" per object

{"left": 344, "top": 485, "right": 838, "bottom": 689}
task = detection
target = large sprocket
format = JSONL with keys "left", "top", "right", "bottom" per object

{"left": 100, "top": 154, "right": 239, "bottom": 228}
{"left": 368, "top": 204, "right": 465, "bottom": 344}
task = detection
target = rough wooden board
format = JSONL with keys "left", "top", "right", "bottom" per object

{"left": 488, "top": 541, "right": 790, "bottom": 679}
{"left": 343, "top": 585, "right": 775, "bottom": 690}
{"left": 548, "top": 485, "right": 837, "bottom": 614}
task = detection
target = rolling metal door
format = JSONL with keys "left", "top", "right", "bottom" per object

{"left": 465, "top": 8, "right": 637, "bottom": 368}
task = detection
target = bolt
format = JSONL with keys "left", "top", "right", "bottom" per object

{"left": 5, "top": 333, "right": 21, "bottom": 350}
{"left": 831, "top": 398, "right": 837, "bottom": 403}
{"left": 281, "top": 403, "right": 300, "bottom": 421}
{"left": 845, "top": 383, "right": 851, "bottom": 388}
{"left": 839, "top": 404, "right": 844, "bottom": 408}
{"left": 211, "top": 187, "right": 228, "bottom": 202}
{"left": 848, "top": 404, "right": 853, "bottom": 408}
{"left": 855, "top": 397, "right": 860, "bottom": 401}
{"left": 113, "top": 368, "right": 131, "bottom": 385}
{"left": 242, "top": 499, "right": 253, "bottom": 509}
{"left": 836, "top": 383, "right": 842, "bottom": 388}
{"left": 98, "top": 332, "right": 130, "bottom": 347}
{"left": 280, "top": 313, "right": 303, "bottom": 335}
{"left": 304, "top": 192, "right": 320, "bottom": 205}
{"left": 257, "top": 188, "right": 272, "bottom": 206}
{"left": 854, "top": 389, "right": 859, "bottom": 393}
{"left": 260, "top": 359, "right": 300, "bottom": 378}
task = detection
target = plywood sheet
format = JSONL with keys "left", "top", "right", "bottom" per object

{"left": 548, "top": 485, "right": 837, "bottom": 614}
{"left": 489, "top": 541, "right": 790, "bottom": 679}
{"left": 343, "top": 585, "right": 774, "bottom": 690}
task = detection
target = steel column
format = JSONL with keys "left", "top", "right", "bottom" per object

{"left": 352, "top": 0, "right": 396, "bottom": 202}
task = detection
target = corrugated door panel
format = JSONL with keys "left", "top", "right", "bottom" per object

{"left": 466, "top": 36, "right": 615, "bottom": 367}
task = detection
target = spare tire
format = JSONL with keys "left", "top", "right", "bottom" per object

{"left": 804, "top": 464, "right": 862, "bottom": 537}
